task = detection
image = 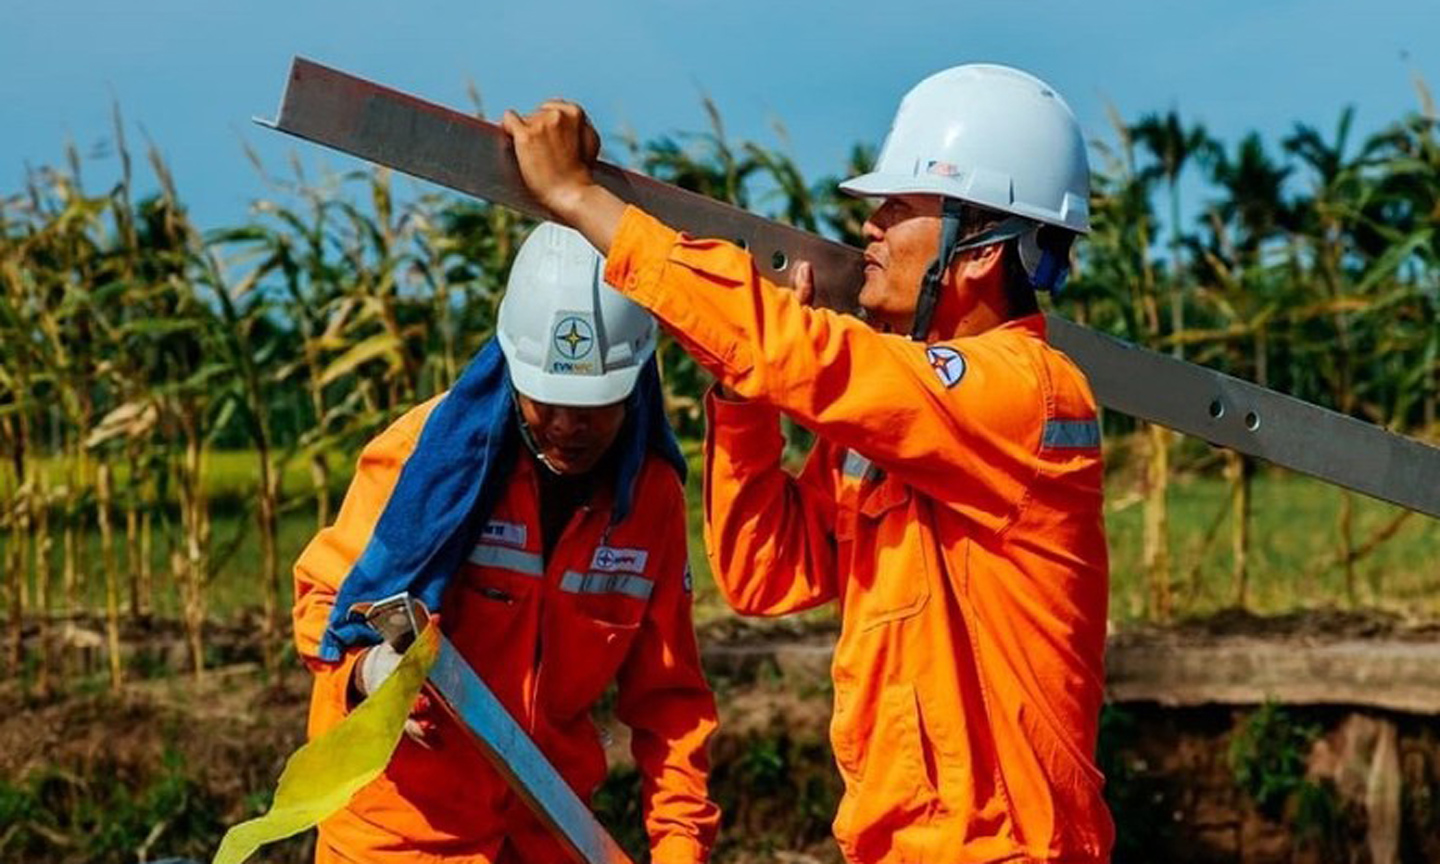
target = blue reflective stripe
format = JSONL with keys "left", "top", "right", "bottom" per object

{"left": 560, "top": 570, "right": 654, "bottom": 600}
{"left": 1043, "top": 419, "right": 1101, "bottom": 450}
{"left": 842, "top": 450, "right": 872, "bottom": 479}
{"left": 468, "top": 544, "right": 545, "bottom": 576}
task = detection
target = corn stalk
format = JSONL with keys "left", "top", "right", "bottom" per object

{"left": 95, "top": 461, "right": 123, "bottom": 690}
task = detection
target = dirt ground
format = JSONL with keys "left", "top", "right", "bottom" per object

{"left": 1109, "top": 606, "right": 1440, "bottom": 644}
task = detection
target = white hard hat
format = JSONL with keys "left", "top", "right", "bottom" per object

{"left": 840, "top": 64, "right": 1091, "bottom": 233}
{"left": 498, "top": 222, "right": 657, "bottom": 406}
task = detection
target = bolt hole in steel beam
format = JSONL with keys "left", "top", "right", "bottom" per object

{"left": 259, "top": 57, "right": 1440, "bottom": 520}
{"left": 1208, "top": 399, "right": 1225, "bottom": 420}
{"left": 771, "top": 250, "right": 789, "bottom": 271}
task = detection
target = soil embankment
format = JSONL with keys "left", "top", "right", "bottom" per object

{"left": 4, "top": 611, "right": 1440, "bottom": 863}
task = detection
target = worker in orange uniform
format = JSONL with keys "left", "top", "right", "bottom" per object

{"left": 292, "top": 222, "right": 720, "bottom": 864}
{"left": 501, "top": 64, "right": 1114, "bottom": 863}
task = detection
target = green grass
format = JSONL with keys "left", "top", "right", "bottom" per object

{"left": 1104, "top": 468, "right": 1440, "bottom": 620}
{"left": 15, "top": 449, "right": 348, "bottom": 506}
{"left": 4, "top": 450, "right": 1438, "bottom": 627}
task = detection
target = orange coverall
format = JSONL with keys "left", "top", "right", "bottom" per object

{"left": 293, "top": 396, "right": 719, "bottom": 864}
{"left": 603, "top": 207, "right": 1114, "bottom": 863}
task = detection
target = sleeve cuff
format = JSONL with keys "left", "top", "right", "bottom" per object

{"left": 308, "top": 647, "right": 368, "bottom": 728}
{"left": 603, "top": 205, "right": 677, "bottom": 306}
{"left": 704, "top": 385, "right": 784, "bottom": 463}
{"left": 650, "top": 833, "right": 711, "bottom": 864}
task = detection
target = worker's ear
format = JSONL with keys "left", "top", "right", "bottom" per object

{"left": 1020, "top": 225, "right": 1075, "bottom": 293}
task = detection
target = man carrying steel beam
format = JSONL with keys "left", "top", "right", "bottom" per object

{"left": 503, "top": 64, "right": 1114, "bottom": 863}
{"left": 292, "top": 222, "right": 719, "bottom": 863}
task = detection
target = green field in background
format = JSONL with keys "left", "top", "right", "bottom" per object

{"left": 6, "top": 448, "right": 1437, "bottom": 627}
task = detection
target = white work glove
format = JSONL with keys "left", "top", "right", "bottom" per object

{"left": 356, "top": 641, "right": 404, "bottom": 697}
{"left": 352, "top": 642, "right": 441, "bottom": 747}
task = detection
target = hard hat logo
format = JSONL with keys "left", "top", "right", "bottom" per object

{"left": 553, "top": 315, "right": 596, "bottom": 361}
{"left": 543, "top": 311, "right": 601, "bottom": 376}
{"left": 925, "top": 160, "right": 963, "bottom": 179}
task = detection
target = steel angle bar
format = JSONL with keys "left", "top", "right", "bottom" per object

{"left": 258, "top": 57, "right": 1440, "bottom": 519}
{"left": 1045, "top": 318, "right": 1440, "bottom": 518}
{"left": 364, "top": 595, "right": 633, "bottom": 864}
{"left": 426, "top": 639, "right": 632, "bottom": 864}
{"left": 256, "top": 57, "right": 862, "bottom": 311}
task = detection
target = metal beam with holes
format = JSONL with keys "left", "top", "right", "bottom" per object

{"left": 257, "top": 57, "right": 1440, "bottom": 518}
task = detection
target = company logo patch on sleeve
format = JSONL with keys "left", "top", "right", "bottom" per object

{"left": 480, "top": 520, "right": 528, "bottom": 548}
{"left": 926, "top": 345, "right": 967, "bottom": 388}
{"left": 590, "top": 546, "right": 650, "bottom": 575}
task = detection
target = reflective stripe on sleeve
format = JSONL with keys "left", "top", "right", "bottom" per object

{"left": 1042, "top": 418, "right": 1101, "bottom": 450}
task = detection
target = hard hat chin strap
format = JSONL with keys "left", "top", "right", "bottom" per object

{"left": 513, "top": 393, "right": 564, "bottom": 475}
{"left": 909, "top": 202, "right": 1035, "bottom": 341}
{"left": 1018, "top": 228, "right": 1071, "bottom": 295}
{"left": 510, "top": 385, "right": 639, "bottom": 476}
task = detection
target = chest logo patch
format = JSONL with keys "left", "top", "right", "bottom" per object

{"left": 591, "top": 546, "right": 649, "bottom": 574}
{"left": 926, "top": 345, "right": 967, "bottom": 389}
{"left": 481, "top": 520, "right": 528, "bottom": 548}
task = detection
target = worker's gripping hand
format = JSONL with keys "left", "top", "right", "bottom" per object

{"left": 356, "top": 640, "right": 403, "bottom": 694}
{"left": 789, "top": 259, "right": 816, "bottom": 307}
{"left": 353, "top": 643, "right": 443, "bottom": 748}
{"left": 502, "top": 100, "right": 602, "bottom": 224}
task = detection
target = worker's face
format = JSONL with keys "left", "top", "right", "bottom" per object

{"left": 517, "top": 393, "right": 627, "bottom": 475}
{"left": 857, "top": 195, "right": 944, "bottom": 333}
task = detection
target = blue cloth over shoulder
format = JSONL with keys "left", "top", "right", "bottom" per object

{"left": 319, "top": 340, "right": 685, "bottom": 661}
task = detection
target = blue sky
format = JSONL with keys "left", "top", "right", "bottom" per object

{"left": 3, "top": 0, "right": 1436, "bottom": 231}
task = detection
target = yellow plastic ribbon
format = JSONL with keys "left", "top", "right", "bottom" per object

{"left": 212, "top": 626, "right": 440, "bottom": 864}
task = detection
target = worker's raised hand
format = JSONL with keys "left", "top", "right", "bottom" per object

{"left": 501, "top": 100, "right": 602, "bottom": 224}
